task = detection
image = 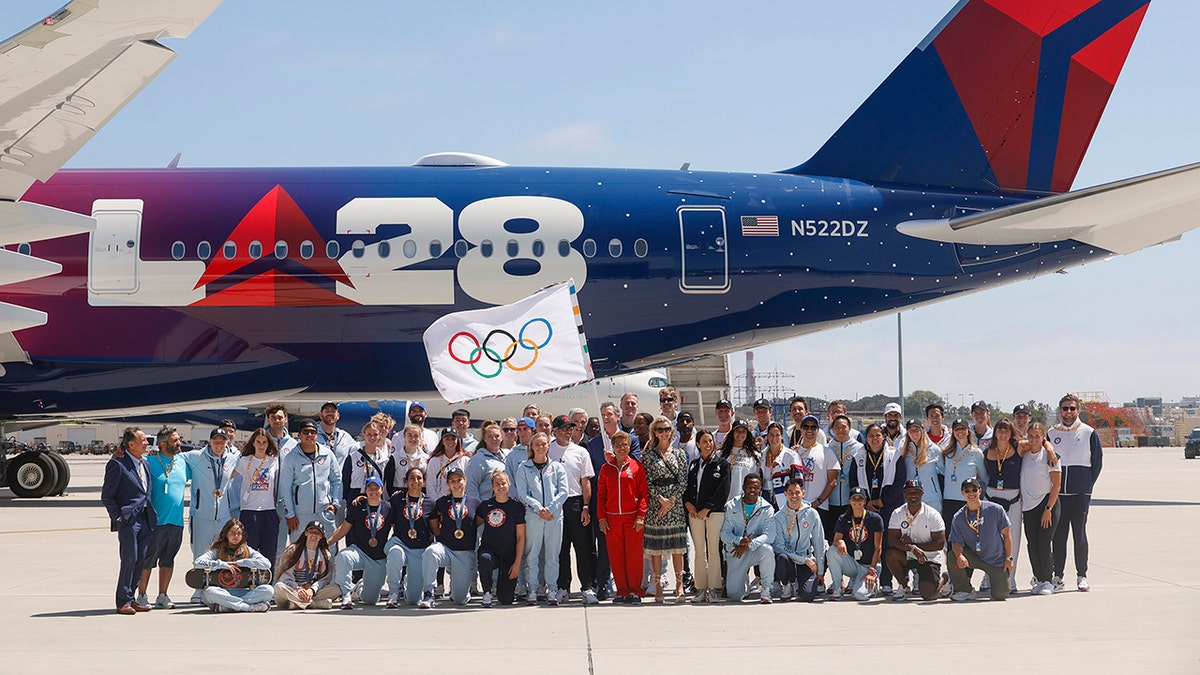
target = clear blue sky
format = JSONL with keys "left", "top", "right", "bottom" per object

{"left": 3, "top": 1, "right": 1197, "bottom": 411}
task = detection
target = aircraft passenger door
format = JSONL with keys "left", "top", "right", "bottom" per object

{"left": 89, "top": 199, "right": 143, "bottom": 294}
{"left": 678, "top": 206, "right": 729, "bottom": 293}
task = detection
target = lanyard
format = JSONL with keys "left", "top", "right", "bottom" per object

{"left": 367, "top": 503, "right": 380, "bottom": 541}
{"left": 966, "top": 506, "right": 983, "bottom": 534}
{"left": 209, "top": 452, "right": 225, "bottom": 492}
{"left": 452, "top": 497, "right": 465, "bottom": 532}
{"left": 156, "top": 453, "right": 174, "bottom": 494}
{"left": 785, "top": 507, "right": 800, "bottom": 547}
{"left": 320, "top": 427, "right": 339, "bottom": 455}
{"left": 994, "top": 445, "right": 1010, "bottom": 477}
{"left": 850, "top": 515, "right": 867, "bottom": 544}
{"left": 408, "top": 495, "right": 425, "bottom": 531}
{"left": 742, "top": 501, "right": 759, "bottom": 536}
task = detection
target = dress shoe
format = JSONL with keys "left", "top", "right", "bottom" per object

{"left": 132, "top": 603, "right": 152, "bottom": 612}
{"left": 117, "top": 604, "right": 136, "bottom": 615}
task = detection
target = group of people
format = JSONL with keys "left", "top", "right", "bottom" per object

{"left": 100, "top": 389, "right": 1102, "bottom": 614}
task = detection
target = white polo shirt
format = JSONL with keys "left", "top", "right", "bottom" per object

{"left": 888, "top": 502, "right": 946, "bottom": 566}
{"left": 549, "top": 440, "right": 595, "bottom": 498}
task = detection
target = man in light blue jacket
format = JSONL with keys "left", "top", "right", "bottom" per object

{"left": 182, "top": 428, "right": 240, "bottom": 603}
{"left": 720, "top": 474, "right": 776, "bottom": 604}
{"left": 278, "top": 419, "right": 342, "bottom": 546}
{"left": 769, "top": 478, "right": 826, "bottom": 602}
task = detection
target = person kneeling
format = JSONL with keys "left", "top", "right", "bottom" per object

{"left": 328, "top": 476, "right": 392, "bottom": 609}
{"left": 720, "top": 475, "right": 775, "bottom": 604}
{"left": 419, "top": 467, "right": 479, "bottom": 608}
{"left": 826, "top": 487, "right": 885, "bottom": 601}
{"left": 274, "top": 521, "right": 340, "bottom": 609}
{"left": 194, "top": 519, "right": 273, "bottom": 613}
{"left": 769, "top": 478, "right": 825, "bottom": 602}
{"left": 884, "top": 480, "right": 946, "bottom": 601}
{"left": 947, "top": 477, "right": 1014, "bottom": 601}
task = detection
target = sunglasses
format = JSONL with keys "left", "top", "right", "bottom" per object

{"left": 961, "top": 486, "right": 980, "bottom": 493}
{"left": 1060, "top": 406, "right": 1078, "bottom": 411}
{"left": 654, "top": 427, "right": 673, "bottom": 433}
{"left": 501, "top": 427, "right": 517, "bottom": 432}
{"left": 300, "top": 429, "right": 317, "bottom": 435}
{"left": 800, "top": 425, "right": 819, "bottom": 431}
{"left": 660, "top": 397, "right": 676, "bottom": 403}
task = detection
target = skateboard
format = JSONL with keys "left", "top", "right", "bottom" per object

{"left": 185, "top": 566, "right": 273, "bottom": 589}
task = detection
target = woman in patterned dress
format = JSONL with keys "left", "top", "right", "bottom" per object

{"left": 642, "top": 415, "right": 690, "bottom": 603}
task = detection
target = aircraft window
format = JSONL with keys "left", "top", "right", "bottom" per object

{"left": 532, "top": 239, "right": 545, "bottom": 258}
{"left": 16, "top": 243, "right": 30, "bottom": 255}
{"left": 558, "top": 239, "right": 571, "bottom": 257}
{"left": 648, "top": 376, "right": 669, "bottom": 388}
{"left": 171, "top": 241, "right": 185, "bottom": 260}
{"left": 582, "top": 238, "right": 597, "bottom": 258}
{"left": 608, "top": 238, "right": 623, "bottom": 258}
{"left": 430, "top": 240, "right": 443, "bottom": 257}
{"left": 634, "top": 238, "right": 649, "bottom": 258}
{"left": 480, "top": 239, "right": 494, "bottom": 258}
{"left": 249, "top": 240, "right": 263, "bottom": 259}
{"left": 351, "top": 240, "right": 366, "bottom": 259}
{"left": 300, "top": 240, "right": 314, "bottom": 260}
{"left": 326, "top": 240, "right": 340, "bottom": 259}
{"left": 378, "top": 240, "right": 391, "bottom": 258}
{"left": 454, "top": 239, "right": 469, "bottom": 258}
{"left": 222, "top": 241, "right": 236, "bottom": 260}
{"left": 275, "top": 241, "right": 288, "bottom": 259}
{"left": 507, "top": 239, "right": 519, "bottom": 257}
{"left": 197, "top": 241, "right": 211, "bottom": 260}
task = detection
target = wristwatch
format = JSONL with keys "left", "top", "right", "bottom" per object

{"left": 1006, "top": 556, "right": 1014, "bottom": 561}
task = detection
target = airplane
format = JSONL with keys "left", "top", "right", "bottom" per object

{"left": 1, "top": 0, "right": 1198, "bottom": 498}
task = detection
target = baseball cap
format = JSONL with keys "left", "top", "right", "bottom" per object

{"left": 961, "top": 476, "right": 982, "bottom": 490}
{"left": 440, "top": 427, "right": 457, "bottom": 438}
{"left": 677, "top": 411, "right": 694, "bottom": 422}
{"left": 951, "top": 418, "right": 969, "bottom": 429}
{"left": 365, "top": 476, "right": 384, "bottom": 489}
{"left": 298, "top": 419, "right": 319, "bottom": 433}
{"left": 905, "top": 418, "right": 921, "bottom": 428}
{"left": 884, "top": 402, "right": 903, "bottom": 415}
{"left": 800, "top": 414, "right": 820, "bottom": 426}
{"left": 730, "top": 418, "right": 749, "bottom": 430}
{"left": 303, "top": 520, "right": 325, "bottom": 533}
{"left": 209, "top": 428, "right": 228, "bottom": 439}
{"left": 902, "top": 479, "right": 924, "bottom": 492}
{"left": 1012, "top": 404, "right": 1031, "bottom": 416}
{"left": 715, "top": 398, "right": 733, "bottom": 410}
{"left": 517, "top": 416, "right": 535, "bottom": 428}
{"left": 970, "top": 400, "right": 988, "bottom": 412}
{"left": 753, "top": 398, "right": 771, "bottom": 409}
{"left": 446, "top": 466, "right": 466, "bottom": 479}
{"left": 409, "top": 401, "right": 426, "bottom": 411}
{"left": 219, "top": 419, "right": 237, "bottom": 429}
{"left": 320, "top": 401, "right": 339, "bottom": 411}
{"left": 849, "top": 486, "right": 870, "bottom": 500}
{"left": 552, "top": 414, "right": 575, "bottom": 430}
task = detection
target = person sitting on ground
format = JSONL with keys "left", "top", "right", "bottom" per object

{"left": 274, "top": 520, "right": 339, "bottom": 609}
{"left": 193, "top": 519, "right": 273, "bottom": 613}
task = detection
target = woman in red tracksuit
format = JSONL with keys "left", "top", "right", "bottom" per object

{"left": 597, "top": 430, "right": 649, "bottom": 603}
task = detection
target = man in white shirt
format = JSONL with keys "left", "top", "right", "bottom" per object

{"left": 885, "top": 480, "right": 946, "bottom": 601}
{"left": 1047, "top": 393, "right": 1103, "bottom": 592}
{"left": 882, "top": 402, "right": 905, "bottom": 451}
{"left": 969, "top": 401, "right": 993, "bottom": 452}
{"left": 550, "top": 415, "right": 598, "bottom": 604}
{"left": 317, "top": 401, "right": 356, "bottom": 469}
{"left": 924, "top": 403, "right": 952, "bottom": 451}
{"left": 713, "top": 398, "right": 735, "bottom": 447}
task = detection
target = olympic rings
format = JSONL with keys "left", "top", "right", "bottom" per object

{"left": 446, "top": 318, "right": 553, "bottom": 377}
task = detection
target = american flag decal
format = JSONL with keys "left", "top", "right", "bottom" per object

{"left": 741, "top": 215, "right": 779, "bottom": 237}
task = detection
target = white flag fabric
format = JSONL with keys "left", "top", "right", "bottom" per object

{"left": 422, "top": 279, "right": 593, "bottom": 403}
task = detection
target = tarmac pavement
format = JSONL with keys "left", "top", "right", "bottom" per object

{"left": 2, "top": 448, "right": 1197, "bottom": 673}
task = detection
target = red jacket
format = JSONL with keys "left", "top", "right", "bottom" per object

{"left": 597, "top": 457, "right": 648, "bottom": 520}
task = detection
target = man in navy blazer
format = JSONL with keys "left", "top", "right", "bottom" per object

{"left": 101, "top": 427, "right": 157, "bottom": 614}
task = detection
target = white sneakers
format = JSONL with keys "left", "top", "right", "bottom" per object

{"left": 1077, "top": 576, "right": 1090, "bottom": 592}
{"left": 135, "top": 593, "right": 148, "bottom": 607}
{"left": 1032, "top": 581, "right": 1054, "bottom": 595}
{"left": 891, "top": 587, "right": 908, "bottom": 601}
{"left": 779, "top": 582, "right": 793, "bottom": 601}
{"left": 1052, "top": 575, "right": 1065, "bottom": 591}
{"left": 582, "top": 589, "right": 599, "bottom": 605}
{"left": 248, "top": 602, "right": 270, "bottom": 613}
{"left": 950, "top": 591, "right": 972, "bottom": 602}
{"left": 154, "top": 593, "right": 175, "bottom": 609}
{"left": 480, "top": 591, "right": 493, "bottom": 608}
{"left": 418, "top": 592, "right": 435, "bottom": 609}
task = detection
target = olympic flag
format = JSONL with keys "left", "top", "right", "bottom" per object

{"left": 422, "top": 279, "right": 594, "bottom": 403}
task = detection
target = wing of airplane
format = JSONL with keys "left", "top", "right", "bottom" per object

{"left": 0, "top": 0, "right": 220, "bottom": 360}
{"left": 0, "top": 0, "right": 222, "bottom": 200}
{"left": 896, "top": 162, "right": 1200, "bottom": 255}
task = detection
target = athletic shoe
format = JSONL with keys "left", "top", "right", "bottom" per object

{"left": 210, "top": 604, "right": 226, "bottom": 613}
{"left": 880, "top": 584, "right": 893, "bottom": 595}
{"left": 759, "top": 591, "right": 773, "bottom": 605}
{"left": 1052, "top": 575, "right": 1065, "bottom": 591}
{"left": 951, "top": 591, "right": 971, "bottom": 602}
{"left": 708, "top": 588, "right": 722, "bottom": 603}
{"left": 386, "top": 593, "right": 399, "bottom": 609}
{"left": 351, "top": 580, "right": 363, "bottom": 602}
{"left": 312, "top": 599, "right": 334, "bottom": 610}
{"left": 418, "top": 592, "right": 435, "bottom": 609}
{"left": 434, "top": 584, "right": 445, "bottom": 600}
{"left": 595, "top": 587, "right": 609, "bottom": 602}
{"left": 136, "top": 593, "right": 149, "bottom": 607}
{"left": 628, "top": 594, "right": 642, "bottom": 604}
{"left": 1077, "top": 576, "right": 1090, "bottom": 592}
{"left": 536, "top": 584, "right": 548, "bottom": 600}
{"left": 526, "top": 591, "right": 538, "bottom": 606}
{"left": 248, "top": 602, "right": 270, "bottom": 613}
{"left": 780, "top": 582, "right": 793, "bottom": 601}
{"left": 1034, "top": 582, "right": 1054, "bottom": 596}
{"left": 891, "top": 588, "right": 907, "bottom": 602}
{"left": 481, "top": 591, "right": 493, "bottom": 608}
{"left": 747, "top": 576, "right": 761, "bottom": 594}
{"left": 829, "top": 591, "right": 842, "bottom": 601}
{"left": 682, "top": 572, "right": 696, "bottom": 594}
{"left": 817, "top": 581, "right": 827, "bottom": 595}
{"left": 1030, "top": 576, "right": 1039, "bottom": 589}
{"left": 155, "top": 594, "right": 175, "bottom": 610}
{"left": 938, "top": 573, "right": 952, "bottom": 598}
{"left": 691, "top": 589, "right": 708, "bottom": 604}
{"left": 548, "top": 590, "right": 560, "bottom": 606}
{"left": 582, "top": 589, "right": 599, "bottom": 605}
{"left": 341, "top": 600, "right": 354, "bottom": 610}
{"left": 191, "top": 589, "right": 203, "bottom": 604}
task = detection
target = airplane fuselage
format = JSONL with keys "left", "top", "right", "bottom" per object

{"left": 2, "top": 164, "right": 1104, "bottom": 417}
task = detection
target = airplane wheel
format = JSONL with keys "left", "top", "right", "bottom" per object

{"left": 46, "top": 452, "right": 71, "bottom": 495}
{"left": 5, "top": 452, "right": 59, "bottom": 498}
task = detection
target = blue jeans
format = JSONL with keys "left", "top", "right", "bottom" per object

{"left": 334, "top": 545, "right": 387, "bottom": 605}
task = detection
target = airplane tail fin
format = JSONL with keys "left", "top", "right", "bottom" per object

{"left": 787, "top": 0, "right": 1151, "bottom": 194}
